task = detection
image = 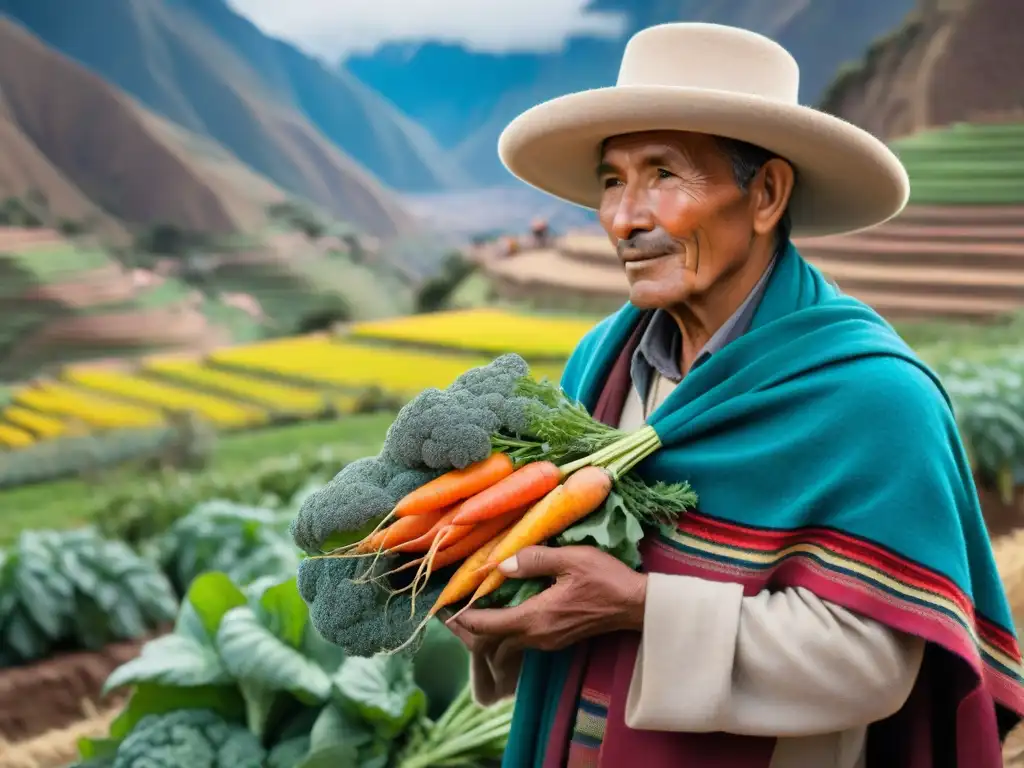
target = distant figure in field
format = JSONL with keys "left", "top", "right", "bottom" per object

{"left": 499, "top": 235, "right": 520, "bottom": 258}
{"left": 529, "top": 217, "right": 551, "bottom": 248}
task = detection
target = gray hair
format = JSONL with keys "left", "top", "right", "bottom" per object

{"left": 714, "top": 137, "right": 793, "bottom": 245}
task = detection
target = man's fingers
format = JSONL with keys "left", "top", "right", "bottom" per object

{"left": 498, "top": 545, "right": 567, "bottom": 578}
{"left": 454, "top": 604, "right": 533, "bottom": 637}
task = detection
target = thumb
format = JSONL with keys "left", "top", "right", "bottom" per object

{"left": 498, "top": 545, "right": 565, "bottom": 578}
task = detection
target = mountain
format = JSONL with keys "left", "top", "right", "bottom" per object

{"left": 0, "top": 17, "right": 284, "bottom": 237}
{"left": 347, "top": 0, "right": 917, "bottom": 185}
{"left": 820, "top": 0, "right": 1024, "bottom": 140}
{"left": 0, "top": 0, "right": 464, "bottom": 199}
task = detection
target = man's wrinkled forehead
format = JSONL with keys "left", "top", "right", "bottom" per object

{"left": 597, "top": 130, "right": 715, "bottom": 170}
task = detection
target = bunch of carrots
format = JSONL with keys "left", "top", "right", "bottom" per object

{"left": 321, "top": 423, "right": 688, "bottom": 650}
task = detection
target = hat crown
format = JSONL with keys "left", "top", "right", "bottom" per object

{"left": 616, "top": 23, "right": 800, "bottom": 104}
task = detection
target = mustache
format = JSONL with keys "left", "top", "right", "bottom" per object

{"left": 616, "top": 229, "right": 677, "bottom": 259}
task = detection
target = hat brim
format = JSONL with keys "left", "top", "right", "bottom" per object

{"left": 497, "top": 85, "right": 910, "bottom": 238}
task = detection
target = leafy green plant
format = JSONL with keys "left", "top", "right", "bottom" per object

{"left": 150, "top": 499, "right": 301, "bottom": 596}
{"left": 92, "top": 448, "right": 344, "bottom": 546}
{"left": 80, "top": 572, "right": 511, "bottom": 768}
{"left": 0, "top": 426, "right": 187, "bottom": 491}
{"left": 938, "top": 353, "right": 1024, "bottom": 500}
{"left": 0, "top": 528, "right": 178, "bottom": 666}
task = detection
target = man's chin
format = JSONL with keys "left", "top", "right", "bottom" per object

{"left": 627, "top": 282, "right": 687, "bottom": 311}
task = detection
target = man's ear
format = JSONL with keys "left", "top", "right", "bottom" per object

{"left": 750, "top": 158, "right": 796, "bottom": 237}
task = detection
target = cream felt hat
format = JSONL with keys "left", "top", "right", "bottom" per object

{"left": 497, "top": 23, "right": 910, "bottom": 238}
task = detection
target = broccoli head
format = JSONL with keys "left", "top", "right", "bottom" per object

{"left": 385, "top": 467, "right": 441, "bottom": 500}
{"left": 298, "top": 555, "right": 443, "bottom": 657}
{"left": 290, "top": 456, "right": 403, "bottom": 555}
{"left": 112, "top": 709, "right": 265, "bottom": 768}
{"left": 449, "top": 353, "right": 529, "bottom": 397}
{"left": 290, "top": 353, "right": 557, "bottom": 554}
{"left": 379, "top": 354, "right": 536, "bottom": 471}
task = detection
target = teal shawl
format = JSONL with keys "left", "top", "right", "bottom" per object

{"left": 503, "top": 243, "right": 1024, "bottom": 768}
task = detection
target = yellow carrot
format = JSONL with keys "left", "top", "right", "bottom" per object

{"left": 477, "top": 466, "right": 612, "bottom": 575}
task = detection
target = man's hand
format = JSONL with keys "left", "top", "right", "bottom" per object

{"left": 447, "top": 545, "right": 647, "bottom": 652}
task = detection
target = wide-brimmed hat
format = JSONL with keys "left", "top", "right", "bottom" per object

{"left": 497, "top": 23, "right": 910, "bottom": 238}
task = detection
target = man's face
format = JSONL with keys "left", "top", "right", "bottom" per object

{"left": 596, "top": 130, "right": 757, "bottom": 311}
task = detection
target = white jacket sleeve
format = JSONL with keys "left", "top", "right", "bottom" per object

{"left": 625, "top": 573, "right": 926, "bottom": 737}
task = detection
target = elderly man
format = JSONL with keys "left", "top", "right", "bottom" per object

{"left": 446, "top": 23, "right": 1024, "bottom": 768}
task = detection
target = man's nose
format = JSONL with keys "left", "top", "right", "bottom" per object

{"left": 608, "top": 186, "right": 655, "bottom": 242}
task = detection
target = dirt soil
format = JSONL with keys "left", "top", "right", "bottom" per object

{"left": 0, "top": 633, "right": 162, "bottom": 742}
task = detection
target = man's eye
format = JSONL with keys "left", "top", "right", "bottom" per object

{"left": 657, "top": 168, "right": 674, "bottom": 179}
{"left": 602, "top": 177, "right": 622, "bottom": 189}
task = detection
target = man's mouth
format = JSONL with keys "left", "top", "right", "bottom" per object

{"left": 621, "top": 251, "right": 672, "bottom": 265}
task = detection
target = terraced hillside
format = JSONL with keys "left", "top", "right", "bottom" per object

{"left": 0, "top": 308, "right": 585, "bottom": 449}
{"left": 0, "top": 228, "right": 243, "bottom": 382}
{"left": 0, "top": 222, "right": 425, "bottom": 382}
{"left": 196, "top": 230, "right": 412, "bottom": 333}
{"left": 483, "top": 121, "right": 1024, "bottom": 322}
{"left": 798, "top": 121, "right": 1024, "bottom": 320}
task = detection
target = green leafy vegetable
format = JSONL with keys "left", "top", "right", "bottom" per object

{"left": 557, "top": 490, "right": 647, "bottom": 568}
{"left": 333, "top": 655, "right": 426, "bottom": 739}
{"left": 81, "top": 572, "right": 512, "bottom": 768}
{"left": 0, "top": 528, "right": 177, "bottom": 666}
{"left": 151, "top": 499, "right": 300, "bottom": 594}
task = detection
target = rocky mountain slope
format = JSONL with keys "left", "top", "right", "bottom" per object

{"left": 0, "top": 17, "right": 417, "bottom": 239}
{"left": 820, "top": 0, "right": 1023, "bottom": 140}
{"left": 0, "top": 0, "right": 459, "bottom": 203}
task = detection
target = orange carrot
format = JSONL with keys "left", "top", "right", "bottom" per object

{"left": 428, "top": 511, "right": 521, "bottom": 569}
{"left": 386, "top": 525, "right": 513, "bottom": 655}
{"left": 451, "top": 461, "right": 562, "bottom": 526}
{"left": 412, "top": 504, "right": 529, "bottom": 585}
{"left": 443, "top": 567, "right": 510, "bottom": 627}
{"left": 426, "top": 528, "right": 510, "bottom": 616}
{"left": 478, "top": 465, "right": 612, "bottom": 575}
{"left": 444, "top": 468, "right": 612, "bottom": 617}
{"left": 356, "top": 507, "right": 447, "bottom": 553}
{"left": 388, "top": 504, "right": 462, "bottom": 553}
{"left": 376, "top": 506, "right": 527, "bottom": 583}
{"left": 392, "top": 452, "right": 514, "bottom": 518}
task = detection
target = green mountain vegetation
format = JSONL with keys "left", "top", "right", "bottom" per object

{"left": 891, "top": 121, "right": 1024, "bottom": 205}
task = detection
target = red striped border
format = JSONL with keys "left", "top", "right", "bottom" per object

{"left": 644, "top": 511, "right": 1024, "bottom": 716}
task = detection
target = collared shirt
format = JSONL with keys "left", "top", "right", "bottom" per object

{"left": 630, "top": 254, "right": 778, "bottom": 403}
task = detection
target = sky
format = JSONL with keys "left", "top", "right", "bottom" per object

{"left": 226, "top": 0, "right": 627, "bottom": 60}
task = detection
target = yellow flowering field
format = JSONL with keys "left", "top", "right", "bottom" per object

{"left": 13, "top": 382, "right": 164, "bottom": 429}
{"left": 211, "top": 336, "right": 496, "bottom": 394}
{"left": 62, "top": 369, "right": 268, "bottom": 429}
{"left": 144, "top": 359, "right": 356, "bottom": 415}
{"left": 0, "top": 423, "right": 34, "bottom": 448}
{"left": 349, "top": 308, "right": 594, "bottom": 359}
{"left": 0, "top": 309, "right": 582, "bottom": 450}
{"left": 2, "top": 406, "right": 65, "bottom": 439}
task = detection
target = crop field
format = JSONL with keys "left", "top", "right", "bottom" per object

{"left": 348, "top": 307, "right": 595, "bottom": 358}
{"left": 0, "top": 308, "right": 577, "bottom": 449}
